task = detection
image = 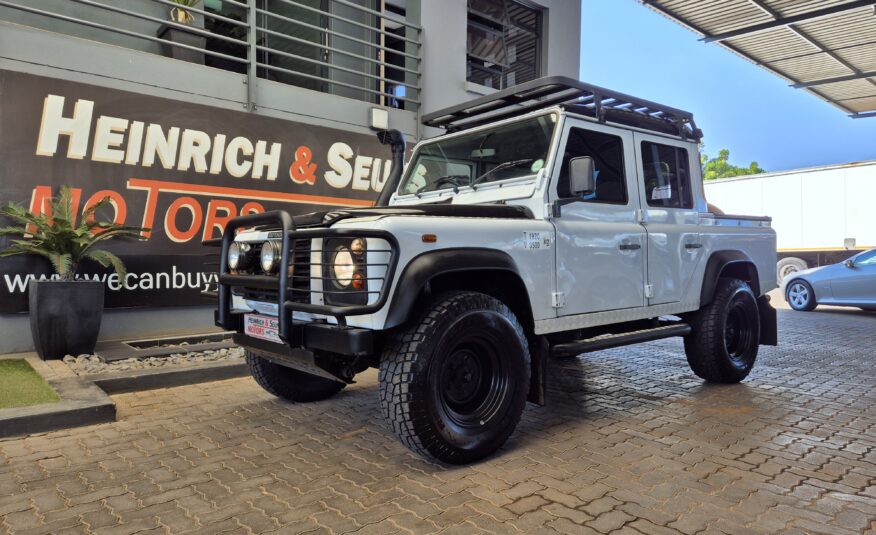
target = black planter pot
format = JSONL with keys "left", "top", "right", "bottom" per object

{"left": 28, "top": 280, "right": 104, "bottom": 360}
{"left": 158, "top": 24, "right": 206, "bottom": 65}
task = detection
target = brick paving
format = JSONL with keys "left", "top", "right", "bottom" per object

{"left": 2, "top": 305, "right": 876, "bottom": 534}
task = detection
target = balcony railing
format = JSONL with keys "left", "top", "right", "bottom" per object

{"left": 0, "top": 0, "right": 422, "bottom": 111}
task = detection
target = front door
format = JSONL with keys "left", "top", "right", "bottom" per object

{"left": 633, "top": 132, "right": 704, "bottom": 306}
{"left": 552, "top": 121, "right": 647, "bottom": 316}
{"left": 831, "top": 249, "right": 876, "bottom": 305}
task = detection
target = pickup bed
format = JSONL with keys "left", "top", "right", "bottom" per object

{"left": 213, "top": 77, "right": 778, "bottom": 464}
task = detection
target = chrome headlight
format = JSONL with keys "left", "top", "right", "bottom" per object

{"left": 260, "top": 240, "right": 281, "bottom": 274}
{"left": 331, "top": 246, "right": 355, "bottom": 287}
{"left": 228, "top": 242, "right": 246, "bottom": 270}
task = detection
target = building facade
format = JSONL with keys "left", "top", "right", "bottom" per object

{"left": 0, "top": 0, "right": 581, "bottom": 354}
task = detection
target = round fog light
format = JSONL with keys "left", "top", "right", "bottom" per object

{"left": 260, "top": 240, "right": 280, "bottom": 273}
{"left": 228, "top": 242, "right": 246, "bottom": 270}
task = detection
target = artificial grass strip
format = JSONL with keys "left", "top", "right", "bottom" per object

{"left": 0, "top": 359, "right": 60, "bottom": 409}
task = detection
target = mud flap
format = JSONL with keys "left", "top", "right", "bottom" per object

{"left": 758, "top": 295, "right": 778, "bottom": 346}
{"left": 528, "top": 336, "right": 548, "bottom": 405}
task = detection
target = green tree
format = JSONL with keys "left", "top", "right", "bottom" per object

{"left": 701, "top": 148, "right": 765, "bottom": 181}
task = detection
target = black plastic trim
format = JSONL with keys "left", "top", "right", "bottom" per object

{"left": 700, "top": 250, "right": 761, "bottom": 305}
{"left": 758, "top": 295, "right": 778, "bottom": 346}
{"left": 383, "top": 248, "right": 525, "bottom": 329}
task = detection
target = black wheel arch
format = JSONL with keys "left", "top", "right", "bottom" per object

{"left": 699, "top": 251, "right": 777, "bottom": 346}
{"left": 700, "top": 250, "right": 761, "bottom": 305}
{"left": 384, "top": 248, "right": 534, "bottom": 332}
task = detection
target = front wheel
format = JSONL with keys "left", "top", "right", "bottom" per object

{"left": 246, "top": 351, "right": 345, "bottom": 402}
{"left": 379, "top": 291, "right": 530, "bottom": 464}
{"left": 786, "top": 279, "right": 817, "bottom": 311}
{"left": 684, "top": 278, "right": 760, "bottom": 383}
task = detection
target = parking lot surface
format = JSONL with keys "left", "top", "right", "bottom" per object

{"left": 1, "top": 304, "right": 875, "bottom": 535}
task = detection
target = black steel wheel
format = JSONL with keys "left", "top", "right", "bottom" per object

{"left": 379, "top": 291, "right": 530, "bottom": 464}
{"left": 684, "top": 278, "right": 760, "bottom": 383}
{"left": 246, "top": 351, "right": 345, "bottom": 402}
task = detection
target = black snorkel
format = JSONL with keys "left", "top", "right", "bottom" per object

{"left": 375, "top": 129, "right": 406, "bottom": 207}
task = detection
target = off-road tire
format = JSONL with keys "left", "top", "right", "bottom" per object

{"left": 379, "top": 291, "right": 530, "bottom": 464}
{"left": 684, "top": 278, "right": 760, "bottom": 384}
{"left": 246, "top": 351, "right": 345, "bottom": 402}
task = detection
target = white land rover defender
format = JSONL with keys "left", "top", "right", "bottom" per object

{"left": 213, "top": 78, "right": 778, "bottom": 464}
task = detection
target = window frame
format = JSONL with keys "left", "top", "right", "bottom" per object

{"left": 557, "top": 126, "right": 630, "bottom": 206}
{"left": 465, "top": 0, "right": 544, "bottom": 90}
{"left": 640, "top": 140, "right": 695, "bottom": 210}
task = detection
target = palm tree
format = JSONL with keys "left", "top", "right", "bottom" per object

{"left": 0, "top": 186, "right": 148, "bottom": 280}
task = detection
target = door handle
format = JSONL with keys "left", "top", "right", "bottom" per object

{"left": 684, "top": 243, "right": 703, "bottom": 250}
{"left": 618, "top": 243, "right": 641, "bottom": 251}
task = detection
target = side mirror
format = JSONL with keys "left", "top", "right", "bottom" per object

{"left": 844, "top": 259, "right": 855, "bottom": 268}
{"left": 569, "top": 156, "right": 596, "bottom": 197}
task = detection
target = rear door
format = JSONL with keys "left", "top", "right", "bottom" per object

{"left": 551, "top": 120, "right": 647, "bottom": 315}
{"left": 632, "top": 133, "right": 704, "bottom": 305}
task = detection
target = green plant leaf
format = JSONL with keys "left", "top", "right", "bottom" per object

{"left": 84, "top": 249, "right": 127, "bottom": 280}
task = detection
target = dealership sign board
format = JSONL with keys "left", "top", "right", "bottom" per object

{"left": 0, "top": 70, "right": 392, "bottom": 313}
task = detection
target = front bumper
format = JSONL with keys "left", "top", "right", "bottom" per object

{"left": 222, "top": 314, "right": 374, "bottom": 356}
{"left": 212, "top": 211, "right": 397, "bottom": 351}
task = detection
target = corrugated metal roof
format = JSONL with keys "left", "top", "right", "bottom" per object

{"left": 640, "top": 0, "right": 876, "bottom": 118}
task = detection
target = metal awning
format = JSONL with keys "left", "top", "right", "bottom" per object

{"left": 640, "top": 0, "right": 876, "bottom": 118}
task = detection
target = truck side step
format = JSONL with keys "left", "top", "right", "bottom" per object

{"left": 550, "top": 323, "right": 692, "bottom": 358}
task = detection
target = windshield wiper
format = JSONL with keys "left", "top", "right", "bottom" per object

{"left": 469, "top": 159, "right": 535, "bottom": 189}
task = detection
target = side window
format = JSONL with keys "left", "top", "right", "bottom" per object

{"left": 641, "top": 141, "right": 693, "bottom": 209}
{"left": 855, "top": 250, "right": 876, "bottom": 266}
{"left": 558, "top": 128, "right": 627, "bottom": 204}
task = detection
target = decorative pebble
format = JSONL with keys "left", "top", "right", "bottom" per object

{"left": 63, "top": 347, "right": 245, "bottom": 376}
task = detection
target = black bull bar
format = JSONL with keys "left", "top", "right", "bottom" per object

{"left": 213, "top": 210, "right": 399, "bottom": 346}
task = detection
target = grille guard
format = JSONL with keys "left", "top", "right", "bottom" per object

{"left": 214, "top": 210, "right": 399, "bottom": 342}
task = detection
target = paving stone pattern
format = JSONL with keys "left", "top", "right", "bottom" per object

{"left": 1, "top": 307, "right": 875, "bottom": 534}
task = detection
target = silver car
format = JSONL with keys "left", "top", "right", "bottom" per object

{"left": 784, "top": 248, "right": 876, "bottom": 311}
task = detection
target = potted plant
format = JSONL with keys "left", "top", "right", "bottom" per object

{"left": 0, "top": 187, "right": 147, "bottom": 360}
{"left": 158, "top": 0, "right": 206, "bottom": 65}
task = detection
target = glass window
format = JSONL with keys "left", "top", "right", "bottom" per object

{"left": 641, "top": 141, "right": 693, "bottom": 209}
{"left": 557, "top": 128, "right": 627, "bottom": 204}
{"left": 466, "top": 0, "right": 542, "bottom": 89}
{"left": 854, "top": 249, "right": 876, "bottom": 266}
{"left": 399, "top": 113, "right": 557, "bottom": 195}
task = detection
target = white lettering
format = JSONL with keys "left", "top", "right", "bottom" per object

{"left": 225, "top": 136, "right": 253, "bottom": 178}
{"left": 35, "top": 95, "right": 93, "bottom": 159}
{"left": 177, "top": 129, "right": 211, "bottom": 173}
{"left": 91, "top": 115, "right": 128, "bottom": 164}
{"left": 125, "top": 121, "right": 145, "bottom": 165}
{"left": 142, "top": 124, "right": 180, "bottom": 168}
{"left": 324, "top": 142, "right": 354, "bottom": 188}
{"left": 352, "top": 156, "right": 373, "bottom": 191}
{"left": 252, "top": 141, "right": 281, "bottom": 180}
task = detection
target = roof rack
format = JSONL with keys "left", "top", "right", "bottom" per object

{"left": 422, "top": 76, "right": 702, "bottom": 142}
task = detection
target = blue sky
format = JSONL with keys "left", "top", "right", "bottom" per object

{"left": 579, "top": 0, "right": 876, "bottom": 172}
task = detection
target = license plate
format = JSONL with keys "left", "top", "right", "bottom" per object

{"left": 244, "top": 314, "right": 281, "bottom": 343}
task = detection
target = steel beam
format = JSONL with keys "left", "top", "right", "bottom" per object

{"left": 702, "top": 1, "right": 876, "bottom": 43}
{"left": 793, "top": 71, "right": 876, "bottom": 88}
{"left": 851, "top": 111, "right": 876, "bottom": 119}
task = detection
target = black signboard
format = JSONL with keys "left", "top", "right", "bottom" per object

{"left": 0, "top": 70, "right": 392, "bottom": 313}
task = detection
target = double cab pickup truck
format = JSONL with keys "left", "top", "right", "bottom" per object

{"left": 213, "top": 77, "right": 777, "bottom": 464}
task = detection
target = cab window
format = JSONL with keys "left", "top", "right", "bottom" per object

{"left": 855, "top": 249, "right": 876, "bottom": 266}
{"left": 641, "top": 141, "right": 693, "bottom": 209}
{"left": 558, "top": 128, "right": 627, "bottom": 204}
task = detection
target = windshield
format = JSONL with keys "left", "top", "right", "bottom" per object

{"left": 399, "top": 113, "right": 557, "bottom": 195}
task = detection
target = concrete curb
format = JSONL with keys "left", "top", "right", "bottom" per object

{"left": 90, "top": 360, "right": 249, "bottom": 394}
{"left": 0, "top": 377, "right": 115, "bottom": 439}
{"left": 0, "top": 360, "right": 249, "bottom": 440}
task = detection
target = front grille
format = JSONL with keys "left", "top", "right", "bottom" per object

{"left": 289, "top": 239, "right": 311, "bottom": 304}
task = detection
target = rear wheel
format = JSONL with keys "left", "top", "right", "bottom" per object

{"left": 684, "top": 278, "right": 760, "bottom": 383}
{"left": 777, "top": 257, "right": 807, "bottom": 284}
{"left": 786, "top": 279, "right": 817, "bottom": 311}
{"left": 246, "top": 351, "right": 345, "bottom": 402}
{"left": 379, "top": 291, "right": 530, "bottom": 464}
